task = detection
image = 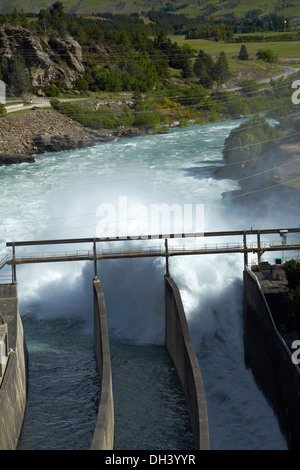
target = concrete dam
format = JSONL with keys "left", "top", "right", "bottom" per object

{"left": 1, "top": 228, "right": 300, "bottom": 450}
{"left": 0, "top": 272, "right": 210, "bottom": 450}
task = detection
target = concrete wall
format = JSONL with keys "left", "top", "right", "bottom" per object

{"left": 244, "top": 267, "right": 300, "bottom": 449}
{"left": 0, "top": 284, "right": 28, "bottom": 450}
{"left": 90, "top": 278, "right": 114, "bottom": 450}
{"left": 164, "top": 275, "right": 210, "bottom": 450}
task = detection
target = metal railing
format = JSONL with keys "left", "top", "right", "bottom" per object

{"left": 2, "top": 240, "right": 300, "bottom": 264}
{"left": 0, "top": 256, "right": 9, "bottom": 271}
{"left": 1, "top": 228, "right": 300, "bottom": 281}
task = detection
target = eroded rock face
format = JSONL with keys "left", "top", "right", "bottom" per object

{"left": 0, "top": 25, "right": 84, "bottom": 87}
{"left": 48, "top": 36, "right": 85, "bottom": 74}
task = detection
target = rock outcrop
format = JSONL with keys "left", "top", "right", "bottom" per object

{"left": 0, "top": 25, "right": 84, "bottom": 87}
{"left": 0, "top": 109, "right": 113, "bottom": 165}
{"left": 48, "top": 36, "right": 85, "bottom": 74}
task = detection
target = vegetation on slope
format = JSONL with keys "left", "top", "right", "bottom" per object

{"left": 284, "top": 260, "right": 300, "bottom": 322}
{"left": 1, "top": 2, "right": 300, "bottom": 140}
{"left": 1, "top": 0, "right": 300, "bottom": 21}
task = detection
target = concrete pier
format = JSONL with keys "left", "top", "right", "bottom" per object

{"left": 165, "top": 275, "right": 210, "bottom": 450}
{"left": 244, "top": 265, "right": 300, "bottom": 449}
{"left": 91, "top": 278, "right": 114, "bottom": 450}
{"left": 0, "top": 284, "right": 27, "bottom": 450}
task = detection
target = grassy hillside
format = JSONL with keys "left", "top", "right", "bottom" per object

{"left": 1, "top": 0, "right": 300, "bottom": 19}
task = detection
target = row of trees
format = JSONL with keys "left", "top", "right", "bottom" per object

{"left": 184, "top": 12, "right": 292, "bottom": 39}
{"left": 1, "top": 4, "right": 294, "bottom": 40}
{"left": 185, "top": 23, "right": 234, "bottom": 41}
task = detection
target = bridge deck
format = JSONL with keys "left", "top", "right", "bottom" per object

{"left": 2, "top": 241, "right": 300, "bottom": 265}
{"left": 0, "top": 229, "right": 299, "bottom": 283}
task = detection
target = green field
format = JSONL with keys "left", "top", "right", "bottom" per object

{"left": 170, "top": 35, "right": 300, "bottom": 59}
{"left": 169, "top": 35, "right": 300, "bottom": 76}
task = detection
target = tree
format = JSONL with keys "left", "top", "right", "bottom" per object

{"left": 2, "top": 54, "right": 31, "bottom": 97}
{"left": 214, "top": 51, "right": 231, "bottom": 84}
{"left": 193, "top": 50, "right": 215, "bottom": 87}
{"left": 238, "top": 45, "right": 249, "bottom": 60}
{"left": 119, "top": 50, "right": 158, "bottom": 92}
{"left": 50, "top": 1, "right": 65, "bottom": 17}
{"left": 37, "top": 9, "right": 51, "bottom": 35}
{"left": 74, "top": 76, "right": 89, "bottom": 92}
{"left": 92, "top": 68, "right": 123, "bottom": 92}
{"left": 37, "top": 2, "right": 67, "bottom": 36}
{"left": 149, "top": 49, "right": 169, "bottom": 79}
{"left": 181, "top": 58, "right": 194, "bottom": 79}
{"left": 9, "top": 8, "right": 28, "bottom": 27}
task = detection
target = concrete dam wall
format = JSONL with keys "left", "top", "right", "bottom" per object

{"left": 91, "top": 274, "right": 210, "bottom": 450}
{"left": 91, "top": 278, "right": 114, "bottom": 450}
{"left": 0, "top": 284, "right": 27, "bottom": 450}
{"left": 164, "top": 275, "right": 210, "bottom": 450}
{"left": 0, "top": 274, "right": 209, "bottom": 450}
{"left": 243, "top": 267, "right": 300, "bottom": 449}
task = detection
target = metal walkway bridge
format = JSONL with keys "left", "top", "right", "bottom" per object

{"left": 1, "top": 227, "right": 300, "bottom": 282}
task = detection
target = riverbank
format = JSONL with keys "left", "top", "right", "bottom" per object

{"left": 214, "top": 142, "right": 300, "bottom": 202}
{"left": 2, "top": 107, "right": 300, "bottom": 205}
{"left": 0, "top": 108, "right": 148, "bottom": 166}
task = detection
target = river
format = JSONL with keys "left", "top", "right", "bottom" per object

{"left": 0, "top": 119, "right": 293, "bottom": 449}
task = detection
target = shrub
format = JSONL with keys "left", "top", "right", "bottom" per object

{"left": 284, "top": 260, "right": 300, "bottom": 320}
{"left": 133, "top": 101, "right": 161, "bottom": 129}
{"left": 133, "top": 110, "right": 161, "bottom": 129}
{"left": 256, "top": 49, "right": 279, "bottom": 63}
{"left": 0, "top": 103, "right": 7, "bottom": 117}
{"left": 44, "top": 84, "right": 60, "bottom": 97}
{"left": 284, "top": 260, "right": 300, "bottom": 291}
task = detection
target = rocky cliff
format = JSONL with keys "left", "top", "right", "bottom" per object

{"left": 0, "top": 25, "right": 84, "bottom": 88}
